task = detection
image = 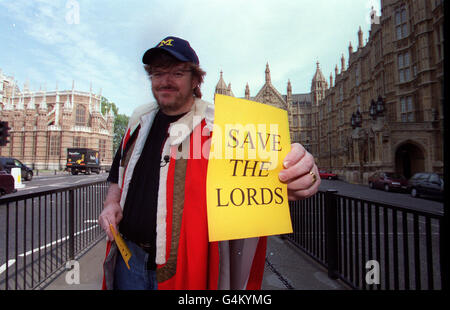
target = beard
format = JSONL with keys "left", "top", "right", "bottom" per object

{"left": 152, "top": 84, "right": 194, "bottom": 115}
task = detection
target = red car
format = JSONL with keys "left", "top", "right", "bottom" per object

{"left": 319, "top": 170, "right": 338, "bottom": 180}
{"left": 368, "top": 171, "right": 408, "bottom": 192}
{"left": 0, "top": 170, "right": 16, "bottom": 196}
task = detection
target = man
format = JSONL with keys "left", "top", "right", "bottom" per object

{"left": 99, "top": 36, "right": 321, "bottom": 290}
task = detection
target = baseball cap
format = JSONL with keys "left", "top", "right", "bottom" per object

{"left": 142, "top": 36, "right": 199, "bottom": 65}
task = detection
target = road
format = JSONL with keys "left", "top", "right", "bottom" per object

{"left": 0, "top": 172, "right": 108, "bottom": 289}
{"left": 318, "top": 179, "right": 444, "bottom": 215}
{"left": 7, "top": 172, "right": 108, "bottom": 197}
{"left": 5, "top": 173, "right": 443, "bottom": 212}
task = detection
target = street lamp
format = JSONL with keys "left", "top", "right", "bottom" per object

{"left": 355, "top": 109, "right": 362, "bottom": 127}
{"left": 376, "top": 95, "right": 385, "bottom": 114}
{"left": 369, "top": 99, "right": 377, "bottom": 119}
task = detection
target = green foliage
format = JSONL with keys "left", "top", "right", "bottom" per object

{"left": 101, "top": 96, "right": 129, "bottom": 152}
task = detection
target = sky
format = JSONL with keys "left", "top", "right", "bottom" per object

{"left": 0, "top": 0, "right": 381, "bottom": 116}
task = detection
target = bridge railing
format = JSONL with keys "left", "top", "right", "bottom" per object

{"left": 1, "top": 182, "right": 444, "bottom": 290}
{"left": 287, "top": 189, "right": 445, "bottom": 290}
{"left": 0, "top": 180, "right": 108, "bottom": 290}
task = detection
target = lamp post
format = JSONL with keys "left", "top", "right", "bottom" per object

{"left": 376, "top": 95, "right": 385, "bottom": 115}
{"left": 355, "top": 109, "right": 362, "bottom": 127}
{"left": 370, "top": 99, "right": 377, "bottom": 119}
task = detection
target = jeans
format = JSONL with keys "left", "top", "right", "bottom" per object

{"left": 113, "top": 238, "right": 158, "bottom": 290}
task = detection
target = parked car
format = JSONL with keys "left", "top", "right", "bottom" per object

{"left": 319, "top": 170, "right": 338, "bottom": 180}
{"left": 408, "top": 172, "right": 444, "bottom": 200}
{"left": 0, "top": 157, "right": 33, "bottom": 181}
{"left": 368, "top": 171, "right": 408, "bottom": 192}
{"left": 0, "top": 170, "right": 16, "bottom": 196}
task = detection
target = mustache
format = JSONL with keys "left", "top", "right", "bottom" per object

{"left": 157, "top": 85, "right": 178, "bottom": 91}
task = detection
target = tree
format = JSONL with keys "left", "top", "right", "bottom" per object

{"left": 113, "top": 114, "right": 129, "bottom": 152}
{"left": 101, "top": 96, "right": 129, "bottom": 152}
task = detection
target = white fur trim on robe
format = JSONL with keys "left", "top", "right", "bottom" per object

{"left": 155, "top": 139, "right": 171, "bottom": 265}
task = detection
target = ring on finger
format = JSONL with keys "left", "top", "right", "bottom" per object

{"left": 309, "top": 170, "right": 317, "bottom": 186}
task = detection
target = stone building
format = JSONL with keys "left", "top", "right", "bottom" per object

{"left": 317, "top": 0, "right": 444, "bottom": 183}
{"left": 214, "top": 63, "right": 317, "bottom": 152}
{"left": 215, "top": 0, "right": 444, "bottom": 184}
{"left": 0, "top": 69, "right": 114, "bottom": 170}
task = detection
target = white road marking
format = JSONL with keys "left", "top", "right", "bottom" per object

{"left": 0, "top": 259, "right": 16, "bottom": 275}
{"left": 0, "top": 224, "right": 99, "bottom": 275}
{"left": 18, "top": 224, "right": 98, "bottom": 257}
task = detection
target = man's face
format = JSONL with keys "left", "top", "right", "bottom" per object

{"left": 150, "top": 62, "right": 198, "bottom": 115}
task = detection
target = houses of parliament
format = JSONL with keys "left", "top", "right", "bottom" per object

{"left": 215, "top": 0, "right": 444, "bottom": 184}
{"left": 0, "top": 0, "right": 443, "bottom": 184}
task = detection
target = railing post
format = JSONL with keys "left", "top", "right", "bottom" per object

{"left": 68, "top": 189, "right": 75, "bottom": 260}
{"left": 325, "top": 189, "right": 339, "bottom": 279}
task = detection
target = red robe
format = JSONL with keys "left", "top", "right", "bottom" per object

{"left": 102, "top": 100, "right": 267, "bottom": 290}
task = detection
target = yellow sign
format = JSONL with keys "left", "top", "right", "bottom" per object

{"left": 110, "top": 224, "right": 132, "bottom": 270}
{"left": 206, "top": 94, "right": 293, "bottom": 242}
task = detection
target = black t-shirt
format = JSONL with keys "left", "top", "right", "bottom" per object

{"left": 107, "top": 110, "right": 185, "bottom": 269}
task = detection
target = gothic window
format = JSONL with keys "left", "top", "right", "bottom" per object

{"left": 73, "top": 137, "right": 80, "bottom": 148}
{"left": 99, "top": 139, "right": 106, "bottom": 160}
{"left": 395, "top": 6, "right": 408, "bottom": 40}
{"left": 355, "top": 63, "right": 361, "bottom": 87}
{"left": 339, "top": 86, "right": 343, "bottom": 102}
{"left": 435, "top": 23, "right": 444, "bottom": 61}
{"left": 398, "top": 52, "right": 411, "bottom": 83}
{"left": 49, "top": 135, "right": 60, "bottom": 156}
{"left": 76, "top": 105, "right": 86, "bottom": 126}
{"left": 400, "top": 96, "right": 415, "bottom": 122}
{"left": 73, "top": 136, "right": 87, "bottom": 148}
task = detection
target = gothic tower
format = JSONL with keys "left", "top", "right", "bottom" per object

{"left": 311, "top": 61, "right": 328, "bottom": 106}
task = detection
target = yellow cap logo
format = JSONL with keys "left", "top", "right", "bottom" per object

{"left": 158, "top": 39, "right": 174, "bottom": 47}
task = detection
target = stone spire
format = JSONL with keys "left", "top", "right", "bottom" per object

{"left": 17, "top": 94, "right": 24, "bottom": 110}
{"left": 64, "top": 95, "right": 73, "bottom": 111}
{"left": 330, "top": 73, "right": 333, "bottom": 88}
{"left": 341, "top": 54, "right": 346, "bottom": 72}
{"left": 286, "top": 79, "right": 292, "bottom": 105}
{"left": 312, "top": 61, "right": 327, "bottom": 86}
{"left": 27, "top": 92, "right": 36, "bottom": 110}
{"left": 227, "top": 83, "right": 234, "bottom": 97}
{"left": 215, "top": 70, "right": 228, "bottom": 95}
{"left": 40, "top": 84, "right": 47, "bottom": 111}
{"left": 265, "top": 62, "right": 271, "bottom": 84}
{"left": 245, "top": 83, "right": 250, "bottom": 100}
{"left": 311, "top": 61, "right": 328, "bottom": 106}
{"left": 358, "top": 26, "right": 364, "bottom": 48}
{"left": 349, "top": 41, "right": 353, "bottom": 55}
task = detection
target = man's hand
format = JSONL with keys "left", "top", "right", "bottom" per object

{"left": 278, "top": 143, "right": 320, "bottom": 201}
{"left": 98, "top": 183, "right": 123, "bottom": 241}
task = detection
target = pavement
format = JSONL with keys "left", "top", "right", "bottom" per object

{"left": 43, "top": 235, "right": 350, "bottom": 290}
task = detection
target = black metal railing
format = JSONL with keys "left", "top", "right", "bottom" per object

{"left": 287, "top": 190, "right": 444, "bottom": 290}
{"left": 0, "top": 180, "right": 108, "bottom": 290}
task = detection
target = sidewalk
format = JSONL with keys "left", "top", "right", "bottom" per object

{"left": 44, "top": 236, "right": 350, "bottom": 290}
